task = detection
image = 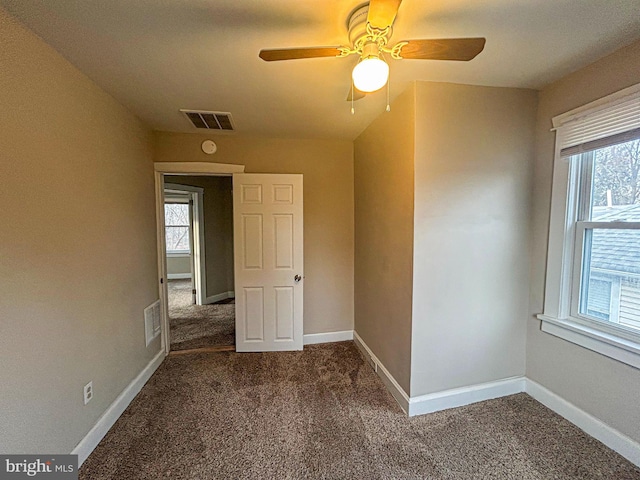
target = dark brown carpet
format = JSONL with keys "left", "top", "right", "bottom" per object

{"left": 168, "top": 279, "right": 235, "bottom": 351}
{"left": 79, "top": 342, "right": 639, "bottom": 479}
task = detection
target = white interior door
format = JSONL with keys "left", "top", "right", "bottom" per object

{"left": 233, "top": 173, "right": 303, "bottom": 352}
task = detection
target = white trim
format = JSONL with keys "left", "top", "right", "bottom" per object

{"left": 155, "top": 172, "right": 170, "bottom": 355}
{"left": 408, "top": 377, "right": 526, "bottom": 417}
{"left": 204, "top": 291, "right": 235, "bottom": 304}
{"left": 154, "top": 162, "right": 244, "bottom": 175}
{"left": 72, "top": 349, "right": 165, "bottom": 466}
{"left": 353, "top": 331, "right": 410, "bottom": 413}
{"left": 166, "top": 252, "right": 191, "bottom": 258}
{"left": 525, "top": 379, "right": 640, "bottom": 467}
{"left": 164, "top": 183, "right": 207, "bottom": 306}
{"left": 155, "top": 162, "right": 244, "bottom": 354}
{"left": 352, "top": 331, "right": 639, "bottom": 466}
{"left": 164, "top": 196, "right": 190, "bottom": 204}
{"left": 353, "top": 332, "right": 524, "bottom": 417}
{"left": 164, "top": 183, "right": 205, "bottom": 194}
{"left": 303, "top": 330, "right": 353, "bottom": 345}
{"left": 167, "top": 273, "right": 192, "bottom": 280}
{"left": 538, "top": 315, "right": 640, "bottom": 369}
{"left": 192, "top": 190, "right": 206, "bottom": 306}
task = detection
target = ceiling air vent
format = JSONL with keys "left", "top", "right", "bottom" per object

{"left": 180, "top": 110, "right": 235, "bottom": 131}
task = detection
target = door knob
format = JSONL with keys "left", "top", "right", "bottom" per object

{"left": 294, "top": 275, "right": 302, "bottom": 282}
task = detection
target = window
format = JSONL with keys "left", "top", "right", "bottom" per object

{"left": 572, "top": 141, "right": 640, "bottom": 331}
{"left": 540, "top": 84, "right": 640, "bottom": 368}
{"left": 165, "top": 202, "right": 190, "bottom": 254}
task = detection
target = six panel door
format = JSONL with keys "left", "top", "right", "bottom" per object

{"left": 233, "top": 174, "right": 303, "bottom": 352}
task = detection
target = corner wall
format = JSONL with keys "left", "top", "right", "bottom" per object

{"left": 0, "top": 8, "right": 159, "bottom": 453}
{"left": 154, "top": 133, "right": 354, "bottom": 335}
{"left": 411, "top": 82, "right": 537, "bottom": 396}
{"left": 527, "top": 39, "right": 640, "bottom": 443}
{"left": 353, "top": 85, "right": 416, "bottom": 393}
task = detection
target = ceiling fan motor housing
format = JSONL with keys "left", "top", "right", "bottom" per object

{"left": 348, "top": 5, "right": 370, "bottom": 46}
{"left": 361, "top": 41, "right": 381, "bottom": 60}
{"left": 348, "top": 4, "right": 393, "bottom": 57}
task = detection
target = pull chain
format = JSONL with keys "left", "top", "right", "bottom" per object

{"left": 351, "top": 81, "right": 355, "bottom": 115}
{"left": 386, "top": 72, "right": 391, "bottom": 112}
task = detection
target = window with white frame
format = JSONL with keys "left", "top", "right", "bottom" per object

{"left": 540, "top": 84, "right": 640, "bottom": 368}
{"left": 165, "top": 202, "right": 191, "bottom": 254}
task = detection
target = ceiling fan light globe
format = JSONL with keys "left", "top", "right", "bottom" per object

{"left": 352, "top": 56, "right": 389, "bottom": 93}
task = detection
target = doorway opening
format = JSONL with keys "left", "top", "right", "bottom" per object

{"left": 164, "top": 176, "right": 234, "bottom": 354}
{"left": 155, "top": 162, "right": 244, "bottom": 356}
{"left": 155, "top": 162, "right": 304, "bottom": 355}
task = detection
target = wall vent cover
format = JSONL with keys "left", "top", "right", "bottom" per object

{"left": 180, "top": 110, "right": 235, "bottom": 131}
{"left": 144, "top": 300, "right": 161, "bottom": 347}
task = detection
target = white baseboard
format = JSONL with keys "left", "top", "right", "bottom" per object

{"left": 353, "top": 332, "right": 524, "bottom": 417}
{"left": 409, "top": 376, "right": 526, "bottom": 417}
{"left": 204, "top": 291, "right": 234, "bottom": 304}
{"left": 352, "top": 330, "right": 639, "bottom": 467}
{"left": 525, "top": 379, "right": 640, "bottom": 467}
{"left": 304, "top": 330, "right": 353, "bottom": 345}
{"left": 353, "top": 331, "right": 410, "bottom": 413}
{"left": 72, "top": 349, "right": 165, "bottom": 466}
{"left": 69, "top": 334, "right": 640, "bottom": 469}
{"left": 167, "top": 273, "right": 191, "bottom": 280}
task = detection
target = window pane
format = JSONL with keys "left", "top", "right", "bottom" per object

{"left": 166, "top": 226, "right": 190, "bottom": 252}
{"left": 590, "top": 139, "right": 640, "bottom": 221}
{"left": 580, "top": 228, "right": 640, "bottom": 331}
{"left": 164, "top": 203, "right": 190, "bottom": 226}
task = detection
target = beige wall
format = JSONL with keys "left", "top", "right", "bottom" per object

{"left": 353, "top": 85, "right": 416, "bottom": 393}
{"left": 166, "top": 175, "right": 234, "bottom": 297}
{"left": 411, "top": 82, "right": 537, "bottom": 396}
{"left": 166, "top": 255, "right": 191, "bottom": 277}
{"left": 0, "top": 8, "right": 158, "bottom": 454}
{"left": 154, "top": 133, "right": 354, "bottom": 335}
{"left": 527, "top": 39, "right": 640, "bottom": 443}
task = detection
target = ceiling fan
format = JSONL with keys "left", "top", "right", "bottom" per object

{"left": 259, "top": 0, "right": 486, "bottom": 104}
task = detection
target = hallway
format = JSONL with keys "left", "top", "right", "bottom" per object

{"left": 168, "top": 279, "right": 235, "bottom": 351}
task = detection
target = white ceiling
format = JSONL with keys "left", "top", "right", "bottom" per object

{"left": 2, "top": 0, "right": 640, "bottom": 140}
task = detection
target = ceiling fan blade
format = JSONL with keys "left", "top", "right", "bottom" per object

{"left": 367, "top": 0, "right": 402, "bottom": 29}
{"left": 397, "top": 38, "right": 486, "bottom": 61}
{"left": 346, "top": 87, "right": 367, "bottom": 102}
{"left": 259, "top": 47, "right": 342, "bottom": 61}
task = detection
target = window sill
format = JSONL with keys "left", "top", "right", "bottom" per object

{"left": 538, "top": 314, "right": 640, "bottom": 370}
{"left": 166, "top": 252, "right": 191, "bottom": 257}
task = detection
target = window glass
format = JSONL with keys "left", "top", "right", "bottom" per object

{"left": 589, "top": 139, "right": 640, "bottom": 220}
{"left": 580, "top": 228, "right": 640, "bottom": 330}
{"left": 165, "top": 203, "right": 190, "bottom": 253}
{"left": 578, "top": 138, "right": 640, "bottom": 332}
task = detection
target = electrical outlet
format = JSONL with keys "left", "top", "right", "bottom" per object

{"left": 83, "top": 381, "right": 93, "bottom": 405}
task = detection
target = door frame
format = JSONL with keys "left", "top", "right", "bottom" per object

{"left": 164, "top": 184, "right": 205, "bottom": 304}
{"left": 154, "top": 162, "right": 245, "bottom": 354}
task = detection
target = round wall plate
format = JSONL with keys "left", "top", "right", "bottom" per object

{"left": 201, "top": 140, "right": 217, "bottom": 154}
